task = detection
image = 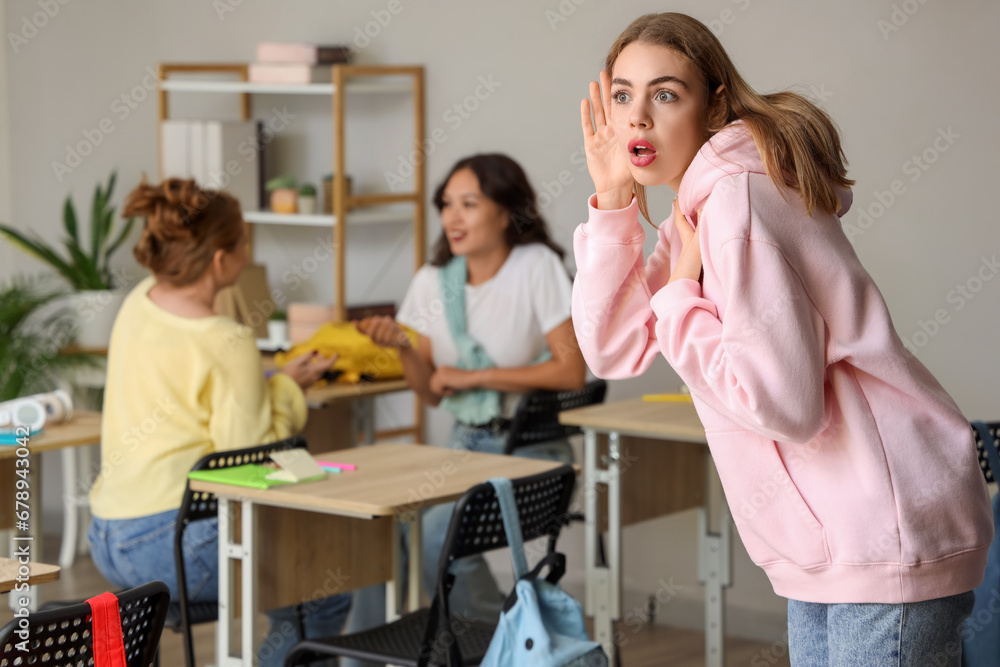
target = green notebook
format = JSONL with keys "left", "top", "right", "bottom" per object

{"left": 187, "top": 464, "right": 323, "bottom": 490}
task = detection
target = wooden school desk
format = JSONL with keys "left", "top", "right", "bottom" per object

{"left": 0, "top": 557, "right": 60, "bottom": 593}
{"left": 559, "top": 398, "right": 731, "bottom": 667}
{"left": 0, "top": 413, "right": 102, "bottom": 554}
{"left": 188, "top": 441, "right": 568, "bottom": 667}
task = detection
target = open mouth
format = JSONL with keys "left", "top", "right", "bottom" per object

{"left": 627, "top": 139, "right": 657, "bottom": 167}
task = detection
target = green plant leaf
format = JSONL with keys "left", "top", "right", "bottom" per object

{"left": 103, "top": 216, "right": 136, "bottom": 274}
{"left": 63, "top": 197, "right": 79, "bottom": 245}
{"left": 90, "top": 182, "right": 105, "bottom": 263}
{"left": 63, "top": 238, "right": 103, "bottom": 290}
{"left": 0, "top": 225, "right": 84, "bottom": 288}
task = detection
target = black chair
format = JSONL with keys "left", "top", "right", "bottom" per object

{"left": 168, "top": 435, "right": 309, "bottom": 667}
{"left": 0, "top": 581, "right": 170, "bottom": 666}
{"left": 973, "top": 421, "right": 1000, "bottom": 483}
{"left": 283, "top": 465, "right": 578, "bottom": 666}
{"left": 503, "top": 379, "right": 608, "bottom": 455}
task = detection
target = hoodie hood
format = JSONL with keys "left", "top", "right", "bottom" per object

{"left": 676, "top": 119, "right": 853, "bottom": 225}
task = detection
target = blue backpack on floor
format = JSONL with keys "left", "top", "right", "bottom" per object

{"left": 480, "top": 477, "right": 607, "bottom": 667}
{"left": 963, "top": 422, "right": 1000, "bottom": 666}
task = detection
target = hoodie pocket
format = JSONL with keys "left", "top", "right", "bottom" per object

{"left": 707, "top": 428, "right": 829, "bottom": 568}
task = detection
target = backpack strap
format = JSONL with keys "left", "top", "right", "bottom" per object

{"left": 489, "top": 478, "right": 529, "bottom": 580}
{"left": 86, "top": 591, "right": 128, "bottom": 667}
{"left": 972, "top": 422, "right": 1000, "bottom": 483}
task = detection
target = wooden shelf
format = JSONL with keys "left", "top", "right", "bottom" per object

{"left": 158, "top": 79, "right": 412, "bottom": 96}
{"left": 243, "top": 206, "right": 415, "bottom": 227}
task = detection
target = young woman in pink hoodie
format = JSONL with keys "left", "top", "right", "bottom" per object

{"left": 573, "top": 12, "right": 992, "bottom": 665}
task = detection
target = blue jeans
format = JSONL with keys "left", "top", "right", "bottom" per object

{"left": 342, "top": 423, "right": 574, "bottom": 667}
{"left": 89, "top": 509, "right": 351, "bottom": 667}
{"left": 787, "top": 590, "right": 975, "bottom": 666}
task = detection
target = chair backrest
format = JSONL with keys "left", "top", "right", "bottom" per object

{"left": 504, "top": 380, "right": 608, "bottom": 455}
{"left": 173, "top": 435, "right": 308, "bottom": 667}
{"left": 436, "top": 465, "right": 577, "bottom": 591}
{"left": 973, "top": 422, "right": 1000, "bottom": 484}
{"left": 0, "top": 581, "right": 169, "bottom": 667}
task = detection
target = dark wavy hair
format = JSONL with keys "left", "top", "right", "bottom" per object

{"left": 429, "top": 154, "right": 566, "bottom": 267}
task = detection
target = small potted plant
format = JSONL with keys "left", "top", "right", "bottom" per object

{"left": 266, "top": 176, "right": 298, "bottom": 214}
{"left": 266, "top": 310, "right": 289, "bottom": 350}
{"left": 297, "top": 183, "right": 317, "bottom": 215}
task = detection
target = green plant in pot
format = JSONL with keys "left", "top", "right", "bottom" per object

{"left": 0, "top": 171, "right": 136, "bottom": 349}
{"left": 266, "top": 175, "right": 298, "bottom": 214}
{"left": 297, "top": 183, "right": 318, "bottom": 215}
{"left": 0, "top": 276, "right": 98, "bottom": 402}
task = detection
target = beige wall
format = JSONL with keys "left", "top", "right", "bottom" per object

{"left": 3, "top": 0, "right": 997, "bottom": 642}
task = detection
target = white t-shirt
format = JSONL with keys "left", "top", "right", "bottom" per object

{"left": 396, "top": 243, "right": 573, "bottom": 418}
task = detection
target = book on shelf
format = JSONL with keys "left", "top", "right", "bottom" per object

{"left": 256, "top": 42, "right": 352, "bottom": 65}
{"left": 248, "top": 63, "right": 338, "bottom": 84}
{"left": 160, "top": 119, "right": 261, "bottom": 212}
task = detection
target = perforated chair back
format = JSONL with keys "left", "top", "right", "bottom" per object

{"left": 973, "top": 421, "right": 1000, "bottom": 483}
{"left": 0, "top": 581, "right": 169, "bottom": 667}
{"left": 173, "top": 435, "right": 308, "bottom": 667}
{"left": 504, "top": 380, "right": 607, "bottom": 455}
{"left": 436, "top": 464, "right": 576, "bottom": 588}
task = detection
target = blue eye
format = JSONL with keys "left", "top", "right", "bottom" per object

{"left": 655, "top": 90, "right": 677, "bottom": 103}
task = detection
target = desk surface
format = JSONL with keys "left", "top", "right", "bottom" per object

{"left": 0, "top": 557, "right": 60, "bottom": 592}
{"left": 559, "top": 398, "right": 707, "bottom": 443}
{"left": 0, "top": 411, "right": 102, "bottom": 459}
{"left": 189, "top": 442, "right": 566, "bottom": 517}
{"left": 305, "top": 378, "right": 410, "bottom": 407}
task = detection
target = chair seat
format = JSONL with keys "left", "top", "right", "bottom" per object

{"left": 164, "top": 600, "right": 218, "bottom": 633}
{"left": 290, "top": 607, "right": 496, "bottom": 666}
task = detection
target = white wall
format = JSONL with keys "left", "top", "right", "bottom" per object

{"left": 4, "top": 0, "right": 997, "bottom": 643}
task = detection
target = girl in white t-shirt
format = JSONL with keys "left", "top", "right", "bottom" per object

{"left": 343, "top": 154, "right": 586, "bottom": 655}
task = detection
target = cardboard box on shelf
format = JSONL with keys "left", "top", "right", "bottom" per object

{"left": 214, "top": 264, "right": 273, "bottom": 339}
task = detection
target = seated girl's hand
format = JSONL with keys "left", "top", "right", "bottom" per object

{"left": 354, "top": 315, "right": 411, "bottom": 349}
{"left": 281, "top": 351, "right": 339, "bottom": 390}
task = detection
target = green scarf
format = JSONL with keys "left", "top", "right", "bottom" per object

{"left": 439, "top": 256, "right": 502, "bottom": 424}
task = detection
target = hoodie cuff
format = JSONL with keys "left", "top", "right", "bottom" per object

{"left": 650, "top": 278, "right": 712, "bottom": 318}
{"left": 580, "top": 193, "right": 644, "bottom": 244}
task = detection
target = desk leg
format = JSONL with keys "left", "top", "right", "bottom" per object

{"left": 355, "top": 397, "right": 376, "bottom": 445}
{"left": 406, "top": 510, "right": 422, "bottom": 611}
{"left": 387, "top": 515, "right": 404, "bottom": 621}
{"left": 585, "top": 428, "right": 621, "bottom": 664}
{"left": 218, "top": 497, "right": 258, "bottom": 667}
{"left": 698, "top": 465, "right": 731, "bottom": 667}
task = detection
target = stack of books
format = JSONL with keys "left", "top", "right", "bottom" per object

{"left": 249, "top": 42, "right": 353, "bottom": 84}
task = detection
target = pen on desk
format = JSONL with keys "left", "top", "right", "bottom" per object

{"left": 317, "top": 460, "right": 357, "bottom": 471}
{"left": 642, "top": 393, "right": 694, "bottom": 403}
{"left": 320, "top": 466, "right": 343, "bottom": 474}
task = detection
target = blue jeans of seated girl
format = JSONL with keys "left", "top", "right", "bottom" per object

{"left": 342, "top": 422, "right": 574, "bottom": 667}
{"left": 88, "top": 509, "right": 351, "bottom": 667}
{"left": 786, "top": 590, "right": 975, "bottom": 666}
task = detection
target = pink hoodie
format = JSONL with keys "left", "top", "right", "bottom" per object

{"left": 572, "top": 120, "right": 993, "bottom": 604}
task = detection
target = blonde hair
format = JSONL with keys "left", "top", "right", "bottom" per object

{"left": 126, "top": 178, "right": 244, "bottom": 286}
{"left": 606, "top": 12, "right": 854, "bottom": 223}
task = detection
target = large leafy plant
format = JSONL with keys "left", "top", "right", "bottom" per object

{"left": 0, "top": 276, "right": 97, "bottom": 401}
{"left": 0, "top": 172, "right": 135, "bottom": 290}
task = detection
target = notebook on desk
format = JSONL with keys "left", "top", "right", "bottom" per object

{"left": 187, "top": 463, "right": 325, "bottom": 490}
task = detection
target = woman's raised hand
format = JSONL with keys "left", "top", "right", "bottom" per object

{"left": 581, "top": 69, "right": 634, "bottom": 210}
{"left": 354, "top": 315, "right": 411, "bottom": 350}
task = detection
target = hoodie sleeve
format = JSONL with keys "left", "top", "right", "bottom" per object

{"left": 571, "top": 193, "right": 672, "bottom": 379}
{"left": 650, "top": 178, "right": 829, "bottom": 444}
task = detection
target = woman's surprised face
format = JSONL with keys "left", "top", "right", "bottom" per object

{"left": 439, "top": 168, "right": 508, "bottom": 258}
{"left": 610, "top": 42, "right": 710, "bottom": 190}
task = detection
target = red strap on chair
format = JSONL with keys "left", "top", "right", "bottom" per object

{"left": 86, "top": 591, "right": 128, "bottom": 667}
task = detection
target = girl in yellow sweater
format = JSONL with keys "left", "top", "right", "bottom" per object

{"left": 87, "top": 178, "right": 343, "bottom": 667}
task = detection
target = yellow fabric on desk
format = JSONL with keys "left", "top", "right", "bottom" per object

{"left": 274, "top": 321, "right": 417, "bottom": 384}
{"left": 90, "top": 275, "right": 308, "bottom": 520}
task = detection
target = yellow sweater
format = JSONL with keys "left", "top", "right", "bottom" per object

{"left": 90, "top": 276, "right": 308, "bottom": 520}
